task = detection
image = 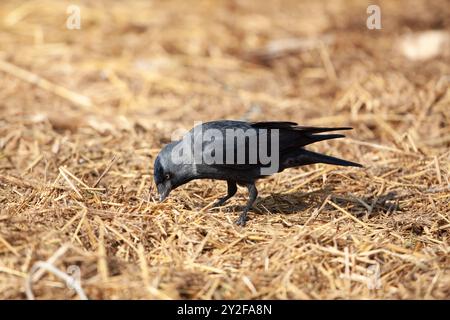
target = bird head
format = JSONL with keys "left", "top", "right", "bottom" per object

{"left": 153, "top": 142, "right": 193, "bottom": 202}
{"left": 153, "top": 154, "right": 172, "bottom": 202}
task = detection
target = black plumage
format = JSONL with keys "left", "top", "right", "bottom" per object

{"left": 154, "top": 120, "right": 362, "bottom": 226}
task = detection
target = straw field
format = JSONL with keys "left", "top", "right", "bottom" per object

{"left": 0, "top": 0, "right": 449, "bottom": 299}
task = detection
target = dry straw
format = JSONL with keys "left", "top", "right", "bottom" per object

{"left": 0, "top": 0, "right": 449, "bottom": 299}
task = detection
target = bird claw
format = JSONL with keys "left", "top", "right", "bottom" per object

{"left": 212, "top": 199, "right": 226, "bottom": 208}
{"left": 235, "top": 213, "right": 248, "bottom": 226}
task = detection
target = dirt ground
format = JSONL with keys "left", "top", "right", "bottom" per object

{"left": 0, "top": 0, "right": 449, "bottom": 299}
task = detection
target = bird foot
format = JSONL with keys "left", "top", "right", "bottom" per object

{"left": 212, "top": 198, "right": 226, "bottom": 208}
{"left": 235, "top": 212, "right": 248, "bottom": 226}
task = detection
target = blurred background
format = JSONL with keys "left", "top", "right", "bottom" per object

{"left": 1, "top": 0, "right": 449, "bottom": 135}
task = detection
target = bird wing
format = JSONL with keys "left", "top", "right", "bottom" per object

{"left": 188, "top": 120, "right": 355, "bottom": 174}
{"left": 250, "top": 121, "right": 352, "bottom": 151}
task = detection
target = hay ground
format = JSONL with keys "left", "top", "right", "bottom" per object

{"left": 0, "top": 0, "right": 449, "bottom": 299}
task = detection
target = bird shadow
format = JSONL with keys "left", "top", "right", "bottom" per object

{"left": 255, "top": 188, "right": 330, "bottom": 214}
{"left": 215, "top": 188, "right": 400, "bottom": 219}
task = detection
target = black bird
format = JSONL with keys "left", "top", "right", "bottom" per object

{"left": 154, "top": 121, "right": 362, "bottom": 226}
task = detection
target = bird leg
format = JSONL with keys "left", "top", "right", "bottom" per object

{"left": 213, "top": 180, "right": 237, "bottom": 207}
{"left": 236, "top": 183, "right": 258, "bottom": 226}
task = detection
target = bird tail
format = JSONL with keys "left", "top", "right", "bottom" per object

{"left": 305, "top": 134, "right": 346, "bottom": 145}
{"left": 281, "top": 149, "right": 362, "bottom": 170}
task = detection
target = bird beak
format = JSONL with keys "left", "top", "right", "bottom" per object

{"left": 157, "top": 183, "right": 171, "bottom": 202}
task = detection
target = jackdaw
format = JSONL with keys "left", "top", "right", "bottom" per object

{"left": 154, "top": 121, "right": 362, "bottom": 226}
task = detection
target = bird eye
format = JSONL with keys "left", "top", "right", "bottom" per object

{"left": 165, "top": 173, "right": 171, "bottom": 180}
